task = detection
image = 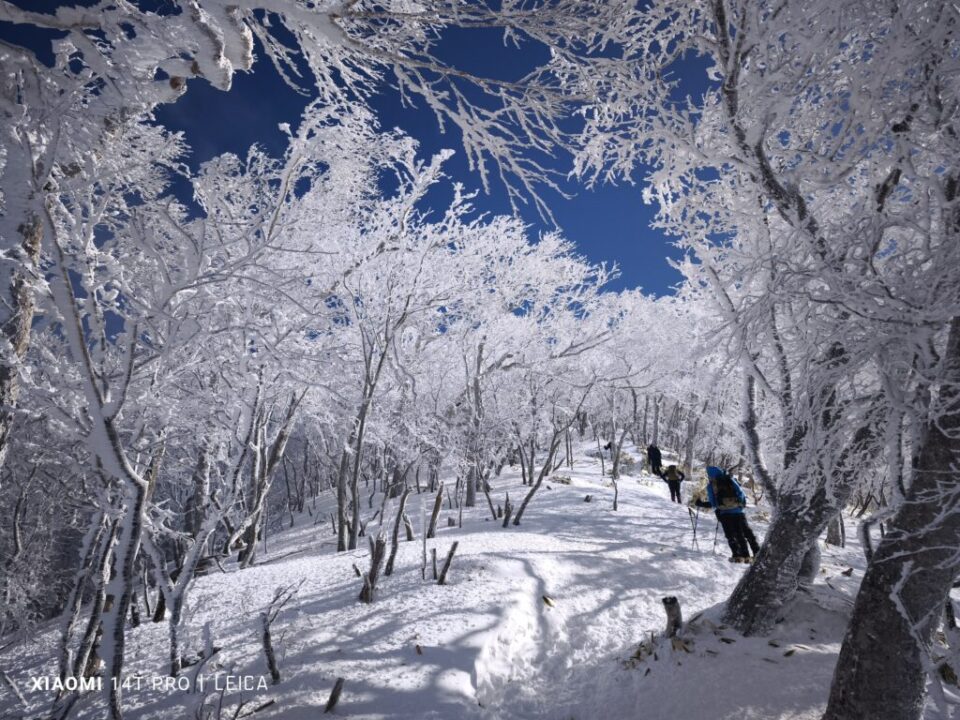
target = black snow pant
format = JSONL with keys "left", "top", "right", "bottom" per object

{"left": 667, "top": 480, "right": 682, "bottom": 503}
{"left": 718, "top": 513, "right": 759, "bottom": 558}
{"left": 741, "top": 516, "right": 760, "bottom": 555}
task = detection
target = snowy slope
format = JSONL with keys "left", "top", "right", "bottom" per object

{"left": 0, "top": 444, "right": 871, "bottom": 720}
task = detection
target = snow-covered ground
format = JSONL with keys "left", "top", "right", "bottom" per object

{"left": 0, "top": 444, "right": 871, "bottom": 719}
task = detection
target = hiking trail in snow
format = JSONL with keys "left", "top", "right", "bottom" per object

{"left": 0, "top": 444, "right": 885, "bottom": 719}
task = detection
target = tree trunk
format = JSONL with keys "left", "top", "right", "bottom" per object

{"left": 722, "top": 488, "right": 836, "bottom": 636}
{"left": 71, "top": 519, "right": 118, "bottom": 682}
{"left": 358, "top": 534, "right": 387, "bottom": 603}
{"left": 384, "top": 488, "right": 410, "bottom": 576}
{"left": 427, "top": 483, "right": 444, "bottom": 539}
{"left": 513, "top": 434, "right": 562, "bottom": 526}
{"left": 437, "top": 541, "right": 459, "bottom": 585}
{"left": 0, "top": 217, "right": 42, "bottom": 480}
{"left": 724, "top": 378, "right": 879, "bottom": 636}
{"left": 610, "top": 427, "right": 628, "bottom": 480}
{"left": 683, "top": 399, "right": 707, "bottom": 477}
{"left": 825, "top": 515, "right": 844, "bottom": 547}
{"left": 741, "top": 371, "right": 779, "bottom": 506}
{"left": 465, "top": 464, "right": 477, "bottom": 508}
{"left": 823, "top": 317, "right": 960, "bottom": 720}
{"left": 642, "top": 395, "right": 649, "bottom": 445}
{"left": 336, "top": 447, "right": 350, "bottom": 552}
{"left": 102, "top": 481, "right": 149, "bottom": 719}
{"left": 57, "top": 513, "right": 108, "bottom": 682}
{"left": 651, "top": 395, "right": 662, "bottom": 447}
{"left": 185, "top": 447, "right": 210, "bottom": 540}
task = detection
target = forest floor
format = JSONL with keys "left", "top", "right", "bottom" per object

{"left": 0, "top": 444, "right": 904, "bottom": 719}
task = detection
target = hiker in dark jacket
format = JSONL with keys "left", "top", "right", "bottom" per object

{"left": 662, "top": 464, "right": 685, "bottom": 504}
{"left": 647, "top": 444, "right": 663, "bottom": 477}
{"left": 695, "top": 466, "right": 760, "bottom": 562}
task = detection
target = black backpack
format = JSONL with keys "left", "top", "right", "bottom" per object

{"left": 713, "top": 473, "right": 740, "bottom": 509}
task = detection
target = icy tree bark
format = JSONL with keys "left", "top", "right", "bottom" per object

{"left": 683, "top": 398, "right": 708, "bottom": 477}
{"left": 722, "top": 403, "right": 875, "bottom": 638}
{"left": 185, "top": 445, "right": 210, "bottom": 540}
{"left": 57, "top": 513, "right": 108, "bottom": 682}
{"left": 798, "top": 542, "right": 820, "bottom": 585}
{"left": 651, "top": 394, "right": 662, "bottom": 447}
{"left": 236, "top": 393, "right": 302, "bottom": 568}
{"left": 723, "top": 390, "right": 875, "bottom": 635}
{"left": 465, "top": 344, "right": 486, "bottom": 508}
{"left": 437, "top": 541, "right": 459, "bottom": 585}
{"left": 741, "top": 370, "right": 778, "bottom": 506}
{"left": 823, "top": 317, "right": 960, "bottom": 720}
{"left": 426, "top": 483, "right": 444, "bottom": 539}
{"left": 502, "top": 492, "right": 513, "bottom": 528}
{"left": 336, "top": 443, "right": 351, "bottom": 552}
{"left": 724, "top": 338, "right": 877, "bottom": 636}
{"left": 512, "top": 433, "right": 563, "bottom": 526}
{"left": 0, "top": 218, "right": 41, "bottom": 480}
{"left": 610, "top": 427, "right": 629, "bottom": 479}
{"left": 261, "top": 611, "right": 281, "bottom": 685}
{"left": 825, "top": 516, "right": 844, "bottom": 547}
{"left": 465, "top": 464, "right": 478, "bottom": 508}
{"left": 384, "top": 487, "right": 410, "bottom": 576}
{"left": 359, "top": 534, "right": 387, "bottom": 603}
{"left": 144, "top": 490, "right": 225, "bottom": 677}
{"left": 69, "top": 518, "right": 119, "bottom": 684}
{"left": 102, "top": 478, "right": 150, "bottom": 719}
{"left": 642, "top": 395, "right": 649, "bottom": 445}
{"left": 722, "top": 489, "right": 834, "bottom": 635}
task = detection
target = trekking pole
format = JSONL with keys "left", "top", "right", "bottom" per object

{"left": 690, "top": 507, "right": 700, "bottom": 549}
{"left": 713, "top": 518, "right": 720, "bottom": 554}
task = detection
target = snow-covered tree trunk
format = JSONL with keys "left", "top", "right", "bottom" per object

{"left": 68, "top": 517, "right": 118, "bottom": 684}
{"left": 724, "top": 408, "right": 878, "bottom": 635}
{"left": 57, "top": 512, "right": 108, "bottom": 681}
{"left": 185, "top": 445, "right": 211, "bottom": 540}
{"left": 823, "top": 317, "right": 960, "bottom": 720}
{"left": 512, "top": 433, "right": 563, "bottom": 526}
{"left": 144, "top": 503, "right": 224, "bottom": 677}
{"left": 238, "top": 423, "right": 267, "bottom": 568}
{"left": 384, "top": 487, "right": 410, "bottom": 576}
{"left": 236, "top": 393, "right": 302, "bottom": 567}
{"left": 610, "top": 427, "right": 629, "bottom": 480}
{"left": 740, "top": 371, "right": 778, "bottom": 506}
{"left": 651, "top": 395, "right": 661, "bottom": 447}
{"left": 336, "top": 443, "right": 352, "bottom": 552}
{"left": 642, "top": 395, "right": 649, "bottom": 445}
{"left": 721, "top": 491, "right": 830, "bottom": 634}
{"left": 101, "top": 478, "right": 149, "bottom": 719}
{"left": 825, "top": 516, "right": 844, "bottom": 547}
{"left": 465, "top": 464, "right": 478, "bottom": 508}
{"left": 683, "top": 398, "right": 707, "bottom": 477}
{"left": 0, "top": 218, "right": 41, "bottom": 480}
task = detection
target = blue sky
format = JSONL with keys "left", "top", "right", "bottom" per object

{"left": 153, "top": 23, "right": 690, "bottom": 296}
{"left": 4, "top": 2, "right": 692, "bottom": 295}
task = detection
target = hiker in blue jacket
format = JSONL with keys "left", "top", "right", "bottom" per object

{"left": 695, "top": 466, "right": 760, "bottom": 563}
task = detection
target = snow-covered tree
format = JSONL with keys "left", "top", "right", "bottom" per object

{"left": 560, "top": 0, "right": 959, "bottom": 714}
